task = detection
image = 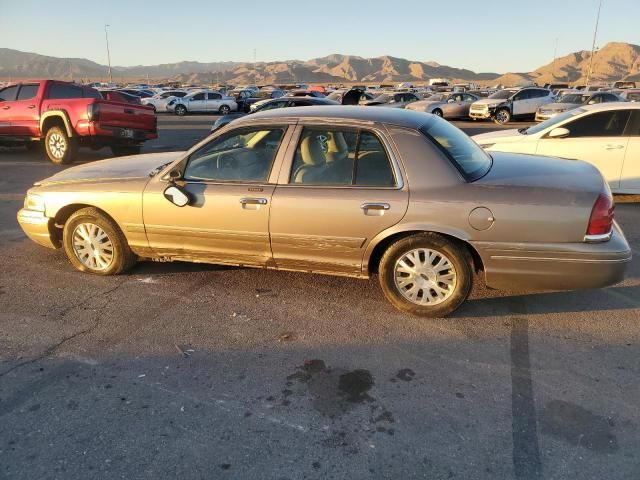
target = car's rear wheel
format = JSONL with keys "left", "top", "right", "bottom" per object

{"left": 175, "top": 105, "right": 187, "bottom": 116}
{"left": 63, "top": 208, "right": 137, "bottom": 275}
{"left": 44, "top": 126, "right": 78, "bottom": 165}
{"left": 219, "top": 104, "right": 231, "bottom": 115}
{"left": 432, "top": 108, "right": 443, "bottom": 117}
{"left": 378, "top": 233, "right": 473, "bottom": 317}
{"left": 494, "top": 108, "right": 511, "bottom": 124}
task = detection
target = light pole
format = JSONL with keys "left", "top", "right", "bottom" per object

{"left": 104, "top": 24, "right": 113, "bottom": 83}
{"left": 585, "top": 0, "right": 602, "bottom": 87}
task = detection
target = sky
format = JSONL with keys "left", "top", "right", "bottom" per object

{"left": 0, "top": 0, "right": 638, "bottom": 73}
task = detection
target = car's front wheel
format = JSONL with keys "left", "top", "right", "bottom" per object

{"left": 432, "top": 108, "right": 443, "bottom": 117}
{"left": 494, "top": 108, "right": 511, "bottom": 124}
{"left": 175, "top": 105, "right": 187, "bottom": 116}
{"left": 378, "top": 233, "right": 473, "bottom": 317}
{"left": 63, "top": 208, "right": 137, "bottom": 275}
{"left": 219, "top": 104, "right": 231, "bottom": 115}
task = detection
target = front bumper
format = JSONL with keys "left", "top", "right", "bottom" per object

{"left": 473, "top": 222, "right": 632, "bottom": 291}
{"left": 469, "top": 110, "right": 491, "bottom": 120}
{"left": 535, "top": 111, "right": 558, "bottom": 122}
{"left": 17, "top": 209, "right": 59, "bottom": 249}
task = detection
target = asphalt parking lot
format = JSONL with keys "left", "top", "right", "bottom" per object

{"left": 1, "top": 115, "right": 639, "bottom": 480}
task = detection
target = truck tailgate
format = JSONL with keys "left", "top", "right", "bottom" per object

{"left": 98, "top": 101, "right": 156, "bottom": 131}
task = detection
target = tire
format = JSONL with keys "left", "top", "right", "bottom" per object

{"left": 219, "top": 104, "right": 231, "bottom": 115}
{"left": 378, "top": 233, "right": 473, "bottom": 317}
{"left": 175, "top": 104, "right": 187, "bottom": 116}
{"left": 44, "top": 126, "right": 78, "bottom": 165}
{"left": 494, "top": 108, "right": 511, "bottom": 125}
{"left": 110, "top": 145, "right": 142, "bottom": 157}
{"left": 62, "top": 207, "right": 137, "bottom": 275}
{"left": 432, "top": 108, "right": 443, "bottom": 117}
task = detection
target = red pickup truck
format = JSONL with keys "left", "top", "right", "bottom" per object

{"left": 0, "top": 80, "right": 157, "bottom": 164}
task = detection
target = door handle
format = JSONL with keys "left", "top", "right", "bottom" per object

{"left": 361, "top": 202, "right": 390, "bottom": 211}
{"left": 27, "top": 105, "right": 36, "bottom": 109}
{"left": 240, "top": 197, "right": 267, "bottom": 205}
{"left": 605, "top": 144, "right": 624, "bottom": 150}
{"left": 2, "top": 106, "right": 9, "bottom": 110}
{"left": 124, "top": 108, "right": 135, "bottom": 114}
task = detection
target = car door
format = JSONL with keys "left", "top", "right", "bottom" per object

{"left": 188, "top": 92, "right": 206, "bottom": 112}
{"left": 445, "top": 94, "right": 464, "bottom": 117}
{"left": 0, "top": 84, "right": 19, "bottom": 135}
{"left": 620, "top": 110, "right": 640, "bottom": 192}
{"left": 11, "top": 82, "right": 42, "bottom": 136}
{"left": 142, "top": 123, "right": 293, "bottom": 265}
{"left": 269, "top": 123, "right": 409, "bottom": 276}
{"left": 511, "top": 90, "right": 530, "bottom": 116}
{"left": 206, "top": 92, "right": 222, "bottom": 112}
{"left": 532, "top": 89, "right": 553, "bottom": 111}
{"left": 535, "top": 109, "right": 631, "bottom": 190}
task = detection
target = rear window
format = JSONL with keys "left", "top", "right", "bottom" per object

{"left": 420, "top": 118, "right": 492, "bottom": 181}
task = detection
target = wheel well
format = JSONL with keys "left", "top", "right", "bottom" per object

{"left": 52, "top": 204, "right": 120, "bottom": 243}
{"left": 367, "top": 230, "right": 484, "bottom": 275}
{"left": 41, "top": 116, "right": 67, "bottom": 136}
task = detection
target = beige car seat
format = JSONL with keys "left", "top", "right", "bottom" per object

{"left": 293, "top": 135, "right": 326, "bottom": 183}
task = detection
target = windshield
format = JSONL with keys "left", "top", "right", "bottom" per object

{"left": 420, "top": 118, "right": 492, "bottom": 181}
{"left": 488, "top": 90, "right": 516, "bottom": 99}
{"left": 557, "top": 94, "right": 584, "bottom": 104}
{"left": 524, "top": 108, "right": 586, "bottom": 135}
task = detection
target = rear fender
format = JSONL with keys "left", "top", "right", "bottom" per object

{"left": 40, "top": 110, "right": 74, "bottom": 137}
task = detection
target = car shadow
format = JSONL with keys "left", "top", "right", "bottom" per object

{"left": 456, "top": 284, "right": 639, "bottom": 318}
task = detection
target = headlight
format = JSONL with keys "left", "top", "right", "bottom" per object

{"left": 24, "top": 193, "right": 45, "bottom": 212}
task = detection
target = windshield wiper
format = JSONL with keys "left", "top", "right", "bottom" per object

{"left": 517, "top": 127, "right": 528, "bottom": 134}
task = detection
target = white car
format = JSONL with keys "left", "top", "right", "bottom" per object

{"left": 167, "top": 91, "right": 238, "bottom": 116}
{"left": 141, "top": 90, "right": 188, "bottom": 112}
{"left": 469, "top": 87, "right": 554, "bottom": 124}
{"left": 472, "top": 103, "right": 640, "bottom": 194}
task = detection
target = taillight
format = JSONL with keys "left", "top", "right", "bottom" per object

{"left": 87, "top": 103, "right": 100, "bottom": 121}
{"left": 586, "top": 193, "right": 614, "bottom": 237}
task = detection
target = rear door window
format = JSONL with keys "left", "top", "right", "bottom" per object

{"left": 16, "top": 84, "right": 39, "bottom": 101}
{"left": 565, "top": 110, "right": 631, "bottom": 137}
{"left": 289, "top": 127, "right": 395, "bottom": 187}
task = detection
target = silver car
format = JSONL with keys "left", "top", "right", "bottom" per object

{"left": 405, "top": 93, "right": 479, "bottom": 119}
{"left": 535, "top": 92, "right": 624, "bottom": 121}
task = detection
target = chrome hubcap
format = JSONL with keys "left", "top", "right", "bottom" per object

{"left": 394, "top": 248, "right": 457, "bottom": 306}
{"left": 72, "top": 223, "right": 114, "bottom": 271}
{"left": 48, "top": 133, "right": 66, "bottom": 158}
{"left": 496, "top": 111, "right": 509, "bottom": 123}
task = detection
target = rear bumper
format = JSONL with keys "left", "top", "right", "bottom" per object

{"left": 17, "top": 209, "right": 59, "bottom": 249}
{"left": 473, "top": 222, "right": 632, "bottom": 291}
{"left": 86, "top": 121, "right": 158, "bottom": 141}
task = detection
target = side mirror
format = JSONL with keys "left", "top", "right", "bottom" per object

{"left": 163, "top": 185, "right": 191, "bottom": 207}
{"left": 548, "top": 127, "right": 570, "bottom": 139}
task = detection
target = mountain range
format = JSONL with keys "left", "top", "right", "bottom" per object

{"left": 1, "top": 42, "right": 638, "bottom": 85}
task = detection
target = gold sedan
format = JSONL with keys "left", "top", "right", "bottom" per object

{"left": 18, "top": 107, "right": 631, "bottom": 317}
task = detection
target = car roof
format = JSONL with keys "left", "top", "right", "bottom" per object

{"left": 237, "top": 105, "right": 432, "bottom": 128}
{"left": 578, "top": 102, "right": 639, "bottom": 112}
